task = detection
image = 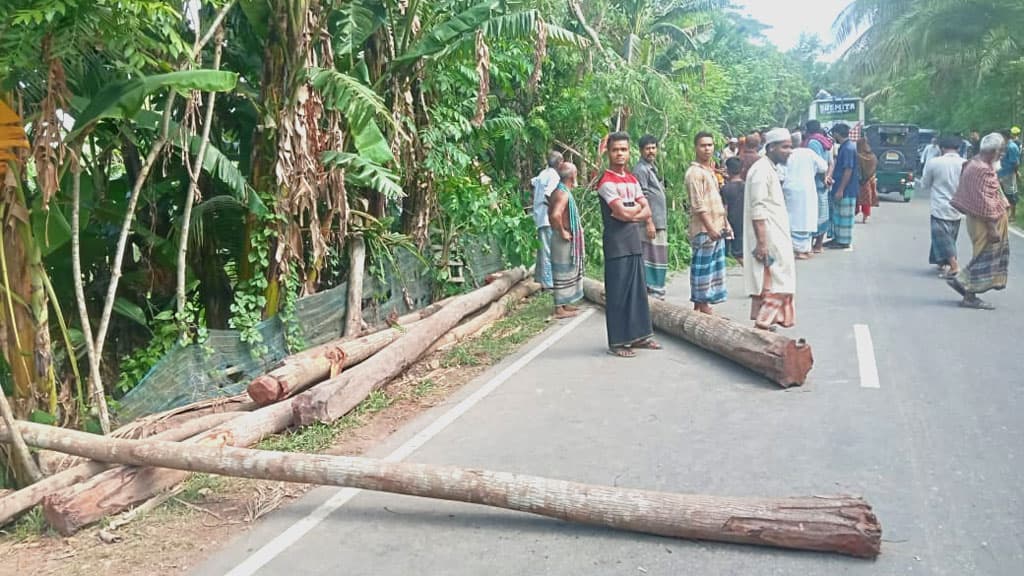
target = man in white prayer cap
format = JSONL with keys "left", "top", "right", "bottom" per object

{"left": 744, "top": 128, "right": 799, "bottom": 330}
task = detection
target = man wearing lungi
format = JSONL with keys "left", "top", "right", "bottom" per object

{"left": 920, "top": 136, "right": 965, "bottom": 278}
{"left": 686, "top": 131, "right": 732, "bottom": 314}
{"left": 531, "top": 150, "right": 563, "bottom": 289}
{"left": 633, "top": 134, "right": 669, "bottom": 298}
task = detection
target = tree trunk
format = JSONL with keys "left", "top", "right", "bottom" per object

{"left": 428, "top": 280, "right": 541, "bottom": 354}
{"left": 343, "top": 234, "right": 366, "bottom": 337}
{"left": 292, "top": 268, "right": 527, "bottom": 426}
{"left": 248, "top": 299, "right": 451, "bottom": 406}
{"left": 582, "top": 279, "right": 813, "bottom": 387}
{"left": 0, "top": 411, "right": 239, "bottom": 527}
{"left": 3, "top": 420, "right": 882, "bottom": 558}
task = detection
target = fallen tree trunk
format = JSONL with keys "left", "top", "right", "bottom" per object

{"left": 246, "top": 300, "right": 451, "bottom": 406}
{"left": 582, "top": 279, "right": 813, "bottom": 387}
{"left": 292, "top": 267, "right": 528, "bottom": 426}
{"left": 3, "top": 420, "right": 882, "bottom": 558}
{"left": 36, "top": 272, "right": 522, "bottom": 534}
{"left": 0, "top": 411, "right": 240, "bottom": 527}
{"left": 428, "top": 279, "right": 541, "bottom": 354}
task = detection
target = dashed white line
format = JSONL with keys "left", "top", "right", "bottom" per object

{"left": 223, "top": 308, "right": 596, "bottom": 576}
{"left": 854, "top": 324, "right": 880, "bottom": 389}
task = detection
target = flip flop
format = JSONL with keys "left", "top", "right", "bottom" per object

{"left": 960, "top": 298, "right": 995, "bottom": 310}
{"left": 631, "top": 338, "right": 663, "bottom": 350}
{"left": 607, "top": 347, "right": 636, "bottom": 358}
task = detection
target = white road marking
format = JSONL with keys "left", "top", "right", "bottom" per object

{"left": 223, "top": 308, "right": 596, "bottom": 576}
{"left": 1009, "top": 225, "right": 1024, "bottom": 240}
{"left": 854, "top": 324, "right": 880, "bottom": 389}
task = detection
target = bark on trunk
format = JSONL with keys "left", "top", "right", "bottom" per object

{"left": 582, "top": 279, "right": 813, "bottom": 387}
{"left": 3, "top": 420, "right": 882, "bottom": 558}
{"left": 291, "top": 268, "right": 527, "bottom": 426}
{"left": 344, "top": 234, "right": 366, "bottom": 337}
{"left": 247, "top": 297, "right": 452, "bottom": 406}
{"left": 0, "top": 412, "right": 239, "bottom": 527}
{"left": 428, "top": 280, "right": 541, "bottom": 354}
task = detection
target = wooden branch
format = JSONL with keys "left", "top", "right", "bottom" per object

{"left": 292, "top": 268, "right": 528, "bottom": 426}
{"left": 582, "top": 279, "right": 813, "bottom": 387}
{"left": 0, "top": 380, "right": 41, "bottom": 484}
{"left": 3, "top": 420, "right": 882, "bottom": 558}
{"left": 0, "top": 411, "right": 239, "bottom": 527}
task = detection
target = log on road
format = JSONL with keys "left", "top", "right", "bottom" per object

{"left": 292, "top": 267, "right": 528, "bottom": 426}
{"left": 0, "top": 411, "right": 240, "bottom": 527}
{"left": 582, "top": 278, "right": 813, "bottom": 387}
{"left": 37, "top": 271, "right": 521, "bottom": 534}
{"left": 428, "top": 279, "right": 541, "bottom": 354}
{"left": 2, "top": 420, "right": 882, "bottom": 559}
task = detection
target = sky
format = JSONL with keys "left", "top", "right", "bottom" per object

{"left": 733, "top": 0, "right": 857, "bottom": 61}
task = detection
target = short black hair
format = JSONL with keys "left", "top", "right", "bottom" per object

{"left": 607, "top": 131, "right": 630, "bottom": 147}
{"left": 694, "top": 131, "right": 715, "bottom": 146}
{"left": 805, "top": 120, "right": 822, "bottom": 134}
{"left": 725, "top": 156, "right": 742, "bottom": 176}
{"left": 638, "top": 134, "right": 658, "bottom": 149}
{"left": 831, "top": 123, "right": 850, "bottom": 137}
{"left": 939, "top": 135, "right": 962, "bottom": 150}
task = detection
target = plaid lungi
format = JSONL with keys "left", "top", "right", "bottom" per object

{"left": 831, "top": 196, "right": 856, "bottom": 245}
{"left": 689, "top": 233, "right": 728, "bottom": 304}
{"left": 958, "top": 214, "right": 1009, "bottom": 294}
{"left": 929, "top": 216, "right": 961, "bottom": 266}
{"left": 642, "top": 229, "right": 669, "bottom": 296}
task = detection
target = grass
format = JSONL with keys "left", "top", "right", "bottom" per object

{"left": 178, "top": 473, "right": 227, "bottom": 503}
{"left": 4, "top": 507, "right": 50, "bottom": 540}
{"left": 440, "top": 294, "right": 551, "bottom": 369}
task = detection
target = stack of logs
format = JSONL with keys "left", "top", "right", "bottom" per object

{"left": 0, "top": 271, "right": 882, "bottom": 559}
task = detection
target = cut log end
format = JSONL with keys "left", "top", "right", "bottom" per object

{"left": 247, "top": 375, "right": 286, "bottom": 406}
{"left": 778, "top": 338, "right": 814, "bottom": 388}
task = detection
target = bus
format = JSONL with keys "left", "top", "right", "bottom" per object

{"left": 807, "top": 96, "right": 865, "bottom": 136}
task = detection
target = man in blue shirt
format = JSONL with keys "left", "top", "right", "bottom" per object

{"left": 999, "top": 127, "right": 1020, "bottom": 221}
{"left": 825, "top": 123, "right": 860, "bottom": 250}
{"left": 531, "top": 150, "right": 563, "bottom": 289}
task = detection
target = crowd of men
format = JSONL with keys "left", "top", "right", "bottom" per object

{"left": 530, "top": 122, "right": 1019, "bottom": 357}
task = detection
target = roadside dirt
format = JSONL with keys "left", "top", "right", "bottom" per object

{"left": 0, "top": 302, "right": 547, "bottom": 576}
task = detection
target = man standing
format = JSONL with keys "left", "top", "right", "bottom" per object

{"left": 686, "top": 132, "right": 731, "bottom": 314}
{"left": 547, "top": 162, "right": 585, "bottom": 318}
{"left": 720, "top": 157, "right": 745, "bottom": 264}
{"left": 947, "top": 133, "right": 1011, "bottom": 310}
{"left": 826, "top": 123, "right": 860, "bottom": 250}
{"left": 739, "top": 132, "right": 762, "bottom": 179}
{"left": 721, "top": 137, "right": 740, "bottom": 161}
{"left": 531, "top": 150, "right": 563, "bottom": 289}
{"left": 998, "top": 127, "right": 1020, "bottom": 221}
{"left": 633, "top": 135, "right": 669, "bottom": 298}
{"left": 597, "top": 132, "right": 661, "bottom": 357}
{"left": 745, "top": 128, "right": 797, "bottom": 330}
{"left": 804, "top": 120, "right": 834, "bottom": 253}
{"left": 920, "top": 136, "right": 941, "bottom": 170}
{"left": 920, "top": 136, "right": 965, "bottom": 278}
{"left": 782, "top": 131, "right": 827, "bottom": 259}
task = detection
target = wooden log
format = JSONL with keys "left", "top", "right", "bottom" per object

{"left": 428, "top": 279, "right": 541, "bottom": 354}
{"left": 246, "top": 299, "right": 450, "bottom": 406}
{"left": 3, "top": 420, "right": 882, "bottom": 558}
{"left": 582, "top": 279, "right": 813, "bottom": 387}
{"left": 0, "top": 411, "right": 240, "bottom": 527}
{"left": 292, "top": 267, "right": 528, "bottom": 426}
{"left": 344, "top": 234, "right": 367, "bottom": 337}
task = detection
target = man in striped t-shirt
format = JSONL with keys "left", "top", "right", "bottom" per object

{"left": 597, "top": 132, "right": 661, "bottom": 358}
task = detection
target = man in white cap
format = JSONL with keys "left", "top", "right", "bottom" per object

{"left": 744, "top": 128, "right": 798, "bottom": 330}
{"left": 722, "top": 137, "right": 740, "bottom": 161}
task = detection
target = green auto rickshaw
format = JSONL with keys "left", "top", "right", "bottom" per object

{"left": 864, "top": 124, "right": 919, "bottom": 202}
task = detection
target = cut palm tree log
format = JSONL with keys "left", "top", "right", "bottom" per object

{"left": 582, "top": 278, "right": 813, "bottom": 387}
{"left": 2, "top": 420, "right": 882, "bottom": 558}
{"left": 34, "top": 272, "right": 521, "bottom": 534}
{"left": 292, "top": 267, "right": 528, "bottom": 426}
{"left": 0, "top": 411, "right": 240, "bottom": 527}
{"left": 246, "top": 299, "right": 451, "bottom": 406}
{"left": 428, "top": 279, "right": 541, "bottom": 354}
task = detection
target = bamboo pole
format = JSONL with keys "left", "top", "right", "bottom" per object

{"left": 1, "top": 420, "right": 882, "bottom": 558}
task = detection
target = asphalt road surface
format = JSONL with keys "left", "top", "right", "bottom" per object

{"left": 195, "top": 192, "right": 1024, "bottom": 576}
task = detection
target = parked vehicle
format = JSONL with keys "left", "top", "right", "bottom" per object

{"left": 864, "top": 124, "right": 920, "bottom": 202}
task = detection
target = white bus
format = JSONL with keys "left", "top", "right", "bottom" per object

{"left": 808, "top": 95, "right": 865, "bottom": 135}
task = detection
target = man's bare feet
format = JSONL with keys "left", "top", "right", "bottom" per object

{"left": 553, "top": 306, "right": 579, "bottom": 319}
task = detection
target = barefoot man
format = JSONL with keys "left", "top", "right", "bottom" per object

{"left": 548, "top": 162, "right": 585, "bottom": 318}
{"left": 745, "top": 128, "right": 798, "bottom": 330}
{"left": 597, "top": 132, "right": 661, "bottom": 357}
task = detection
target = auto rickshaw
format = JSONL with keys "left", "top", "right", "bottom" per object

{"left": 864, "top": 124, "right": 919, "bottom": 202}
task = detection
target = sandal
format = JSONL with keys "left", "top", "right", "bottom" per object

{"left": 938, "top": 270, "right": 959, "bottom": 280}
{"left": 960, "top": 298, "right": 995, "bottom": 310}
{"left": 631, "top": 338, "right": 663, "bottom": 350}
{"left": 608, "top": 347, "right": 636, "bottom": 358}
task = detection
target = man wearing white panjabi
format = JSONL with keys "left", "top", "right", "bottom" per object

{"left": 744, "top": 128, "right": 798, "bottom": 330}
{"left": 782, "top": 131, "right": 828, "bottom": 259}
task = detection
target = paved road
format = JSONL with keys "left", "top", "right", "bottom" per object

{"left": 195, "top": 194, "right": 1024, "bottom": 576}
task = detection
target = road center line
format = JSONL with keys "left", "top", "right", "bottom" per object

{"left": 854, "top": 324, "right": 880, "bottom": 389}
{"left": 223, "top": 308, "right": 595, "bottom": 576}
